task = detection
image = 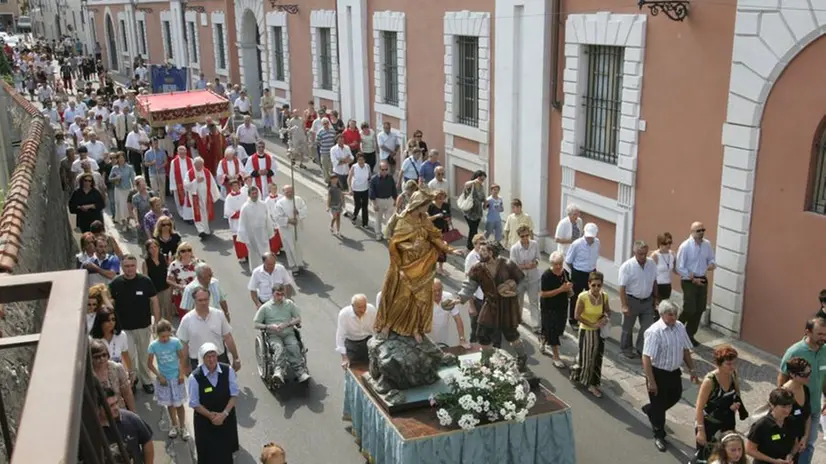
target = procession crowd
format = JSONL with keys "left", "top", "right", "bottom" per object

{"left": 5, "top": 35, "right": 826, "bottom": 464}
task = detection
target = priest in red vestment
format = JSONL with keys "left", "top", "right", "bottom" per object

{"left": 203, "top": 119, "right": 226, "bottom": 175}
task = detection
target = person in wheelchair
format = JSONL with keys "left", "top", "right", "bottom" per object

{"left": 253, "top": 284, "right": 310, "bottom": 385}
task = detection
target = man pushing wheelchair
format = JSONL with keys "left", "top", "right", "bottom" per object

{"left": 253, "top": 284, "right": 311, "bottom": 386}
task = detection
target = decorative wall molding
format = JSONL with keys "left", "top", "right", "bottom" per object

{"left": 372, "top": 10, "right": 406, "bottom": 136}
{"left": 184, "top": 10, "right": 201, "bottom": 70}
{"left": 310, "top": 9, "right": 340, "bottom": 105}
{"left": 210, "top": 11, "right": 229, "bottom": 77}
{"left": 266, "top": 11, "right": 291, "bottom": 106}
{"left": 443, "top": 11, "right": 491, "bottom": 138}
{"left": 713, "top": 1, "right": 826, "bottom": 334}
{"left": 159, "top": 10, "right": 173, "bottom": 63}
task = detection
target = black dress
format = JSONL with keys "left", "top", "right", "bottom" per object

{"left": 69, "top": 187, "right": 105, "bottom": 232}
{"left": 157, "top": 233, "right": 182, "bottom": 262}
{"left": 787, "top": 385, "right": 811, "bottom": 442}
{"left": 144, "top": 256, "right": 170, "bottom": 292}
{"left": 428, "top": 202, "right": 451, "bottom": 264}
{"left": 540, "top": 269, "right": 570, "bottom": 346}
{"left": 192, "top": 364, "right": 239, "bottom": 464}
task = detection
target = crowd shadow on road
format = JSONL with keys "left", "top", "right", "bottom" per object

{"left": 201, "top": 233, "right": 234, "bottom": 257}
{"left": 294, "top": 269, "right": 335, "bottom": 298}
{"left": 235, "top": 386, "right": 259, "bottom": 429}
{"left": 233, "top": 446, "right": 260, "bottom": 464}
{"left": 268, "top": 379, "right": 329, "bottom": 419}
{"left": 337, "top": 234, "right": 365, "bottom": 252}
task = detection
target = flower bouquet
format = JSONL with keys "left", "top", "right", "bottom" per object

{"left": 432, "top": 348, "right": 537, "bottom": 431}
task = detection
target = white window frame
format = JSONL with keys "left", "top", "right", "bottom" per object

{"left": 135, "top": 12, "right": 148, "bottom": 59}
{"left": 443, "top": 11, "right": 490, "bottom": 144}
{"left": 266, "top": 10, "right": 290, "bottom": 102}
{"left": 372, "top": 11, "right": 406, "bottom": 121}
{"left": 310, "top": 10, "right": 339, "bottom": 103}
{"left": 185, "top": 11, "right": 200, "bottom": 69}
{"left": 160, "top": 11, "right": 174, "bottom": 63}
{"left": 117, "top": 15, "right": 129, "bottom": 55}
{"left": 211, "top": 11, "right": 229, "bottom": 77}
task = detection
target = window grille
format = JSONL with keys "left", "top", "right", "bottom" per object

{"left": 119, "top": 19, "right": 128, "bottom": 52}
{"left": 455, "top": 36, "right": 479, "bottom": 127}
{"left": 382, "top": 31, "right": 399, "bottom": 106}
{"left": 272, "top": 26, "right": 285, "bottom": 81}
{"left": 188, "top": 22, "right": 198, "bottom": 63}
{"left": 580, "top": 45, "right": 624, "bottom": 164}
{"left": 319, "top": 27, "right": 333, "bottom": 90}
{"left": 138, "top": 21, "right": 147, "bottom": 55}
{"left": 216, "top": 23, "right": 226, "bottom": 69}
{"left": 163, "top": 21, "right": 173, "bottom": 60}
{"left": 810, "top": 133, "right": 826, "bottom": 215}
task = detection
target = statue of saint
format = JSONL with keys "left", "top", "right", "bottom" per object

{"left": 374, "top": 190, "right": 464, "bottom": 342}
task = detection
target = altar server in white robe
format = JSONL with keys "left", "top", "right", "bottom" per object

{"left": 264, "top": 183, "right": 283, "bottom": 255}
{"left": 237, "top": 186, "right": 275, "bottom": 262}
{"left": 273, "top": 185, "right": 308, "bottom": 274}
{"left": 184, "top": 157, "right": 220, "bottom": 237}
{"left": 216, "top": 146, "right": 246, "bottom": 198}
{"left": 169, "top": 146, "right": 194, "bottom": 221}
{"left": 223, "top": 179, "right": 249, "bottom": 263}
{"left": 244, "top": 140, "right": 278, "bottom": 192}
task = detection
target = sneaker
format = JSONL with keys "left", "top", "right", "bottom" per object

{"left": 271, "top": 371, "right": 285, "bottom": 385}
{"left": 168, "top": 428, "right": 178, "bottom": 439}
{"left": 180, "top": 428, "right": 190, "bottom": 441}
{"left": 297, "top": 372, "right": 311, "bottom": 383}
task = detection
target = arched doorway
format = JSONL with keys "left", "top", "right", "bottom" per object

{"left": 239, "top": 10, "right": 262, "bottom": 118}
{"left": 104, "top": 14, "right": 118, "bottom": 71}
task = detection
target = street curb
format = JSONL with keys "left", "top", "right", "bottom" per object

{"left": 261, "top": 140, "right": 696, "bottom": 459}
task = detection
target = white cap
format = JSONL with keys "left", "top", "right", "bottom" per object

{"left": 198, "top": 342, "right": 219, "bottom": 364}
{"left": 584, "top": 223, "right": 599, "bottom": 238}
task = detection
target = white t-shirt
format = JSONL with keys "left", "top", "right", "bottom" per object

{"left": 84, "top": 140, "right": 106, "bottom": 163}
{"left": 554, "top": 216, "right": 584, "bottom": 254}
{"left": 234, "top": 97, "right": 251, "bottom": 113}
{"left": 99, "top": 331, "right": 130, "bottom": 364}
{"left": 464, "top": 251, "right": 484, "bottom": 299}
{"left": 350, "top": 163, "right": 371, "bottom": 191}
{"left": 72, "top": 157, "right": 100, "bottom": 174}
{"left": 429, "top": 292, "right": 460, "bottom": 345}
{"left": 247, "top": 264, "right": 296, "bottom": 303}
{"left": 176, "top": 308, "right": 232, "bottom": 359}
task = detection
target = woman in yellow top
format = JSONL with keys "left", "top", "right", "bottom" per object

{"left": 570, "top": 271, "right": 611, "bottom": 397}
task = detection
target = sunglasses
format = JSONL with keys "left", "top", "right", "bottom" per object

{"left": 181, "top": 249, "right": 192, "bottom": 253}
{"left": 663, "top": 241, "right": 672, "bottom": 245}
{"left": 796, "top": 371, "right": 812, "bottom": 378}
{"left": 519, "top": 234, "right": 530, "bottom": 238}
{"left": 695, "top": 229, "right": 706, "bottom": 233}
{"left": 590, "top": 283, "right": 603, "bottom": 288}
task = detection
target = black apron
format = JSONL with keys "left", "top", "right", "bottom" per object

{"left": 193, "top": 363, "right": 240, "bottom": 463}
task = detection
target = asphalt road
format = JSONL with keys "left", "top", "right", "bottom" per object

{"left": 116, "top": 167, "right": 687, "bottom": 464}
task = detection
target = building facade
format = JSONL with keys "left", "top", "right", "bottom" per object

{"left": 0, "top": 0, "right": 22, "bottom": 33}
{"left": 73, "top": 0, "right": 826, "bottom": 356}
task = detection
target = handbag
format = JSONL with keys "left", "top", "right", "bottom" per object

{"left": 442, "top": 228, "right": 463, "bottom": 243}
{"left": 456, "top": 183, "right": 475, "bottom": 212}
{"left": 599, "top": 292, "right": 611, "bottom": 339}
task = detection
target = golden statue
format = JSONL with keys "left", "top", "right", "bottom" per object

{"left": 374, "top": 190, "right": 463, "bottom": 342}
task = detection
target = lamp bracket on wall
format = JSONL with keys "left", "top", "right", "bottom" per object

{"left": 185, "top": 6, "right": 206, "bottom": 14}
{"left": 136, "top": 7, "right": 153, "bottom": 14}
{"left": 269, "top": 0, "right": 299, "bottom": 14}
{"left": 637, "top": 0, "right": 689, "bottom": 21}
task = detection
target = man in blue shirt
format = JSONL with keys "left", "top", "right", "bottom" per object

{"left": 95, "top": 237, "right": 121, "bottom": 284}
{"left": 419, "top": 149, "right": 441, "bottom": 185}
{"left": 143, "top": 138, "right": 167, "bottom": 198}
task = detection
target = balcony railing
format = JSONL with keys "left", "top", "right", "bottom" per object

{"left": 0, "top": 270, "right": 128, "bottom": 463}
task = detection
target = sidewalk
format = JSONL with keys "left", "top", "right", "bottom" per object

{"left": 256, "top": 133, "right": 826, "bottom": 460}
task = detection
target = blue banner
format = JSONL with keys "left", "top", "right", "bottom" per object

{"left": 149, "top": 65, "right": 189, "bottom": 93}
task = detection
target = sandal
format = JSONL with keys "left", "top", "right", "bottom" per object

{"left": 588, "top": 386, "right": 603, "bottom": 398}
{"left": 553, "top": 359, "right": 566, "bottom": 369}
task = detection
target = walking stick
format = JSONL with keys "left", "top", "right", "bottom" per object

{"left": 290, "top": 157, "right": 298, "bottom": 242}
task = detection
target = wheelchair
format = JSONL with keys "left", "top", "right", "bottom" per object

{"left": 255, "top": 326, "right": 309, "bottom": 390}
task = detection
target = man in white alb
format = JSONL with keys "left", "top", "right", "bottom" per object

{"left": 237, "top": 186, "right": 275, "bottom": 263}
{"left": 184, "top": 157, "right": 221, "bottom": 238}
{"left": 335, "top": 294, "right": 377, "bottom": 368}
{"left": 216, "top": 147, "right": 245, "bottom": 198}
{"left": 273, "top": 185, "right": 308, "bottom": 275}
{"left": 245, "top": 140, "right": 277, "bottom": 193}
{"left": 169, "top": 146, "right": 195, "bottom": 222}
{"left": 248, "top": 252, "right": 297, "bottom": 307}
{"left": 223, "top": 179, "right": 249, "bottom": 263}
{"left": 428, "top": 279, "right": 468, "bottom": 347}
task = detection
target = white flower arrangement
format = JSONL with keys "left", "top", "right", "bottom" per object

{"left": 432, "top": 349, "right": 537, "bottom": 431}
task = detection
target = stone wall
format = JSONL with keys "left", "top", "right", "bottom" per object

{"left": 0, "top": 83, "right": 78, "bottom": 461}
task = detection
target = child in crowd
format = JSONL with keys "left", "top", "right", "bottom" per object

{"left": 327, "top": 175, "right": 344, "bottom": 237}
{"left": 503, "top": 198, "right": 534, "bottom": 249}
{"left": 484, "top": 183, "right": 504, "bottom": 244}
{"left": 146, "top": 319, "right": 190, "bottom": 440}
{"left": 707, "top": 431, "right": 747, "bottom": 464}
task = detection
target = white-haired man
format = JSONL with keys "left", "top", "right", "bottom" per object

{"left": 641, "top": 300, "right": 698, "bottom": 452}
{"left": 428, "top": 279, "right": 468, "bottom": 347}
{"left": 554, "top": 203, "right": 583, "bottom": 255}
{"left": 273, "top": 185, "right": 308, "bottom": 275}
{"left": 335, "top": 294, "right": 377, "bottom": 369}
{"left": 184, "top": 157, "right": 220, "bottom": 238}
{"left": 216, "top": 146, "right": 245, "bottom": 198}
{"left": 618, "top": 240, "right": 658, "bottom": 359}
{"left": 565, "top": 223, "right": 600, "bottom": 329}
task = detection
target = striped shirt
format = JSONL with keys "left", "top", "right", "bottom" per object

{"left": 642, "top": 319, "right": 693, "bottom": 371}
{"left": 317, "top": 129, "right": 337, "bottom": 157}
{"left": 179, "top": 277, "right": 227, "bottom": 312}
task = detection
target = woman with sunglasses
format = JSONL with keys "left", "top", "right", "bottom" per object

{"left": 651, "top": 232, "right": 676, "bottom": 300}
{"left": 153, "top": 216, "right": 181, "bottom": 263}
{"left": 781, "top": 357, "right": 812, "bottom": 462}
{"left": 90, "top": 307, "right": 134, "bottom": 382}
{"left": 90, "top": 339, "right": 136, "bottom": 412}
{"left": 86, "top": 283, "right": 113, "bottom": 333}
{"left": 569, "top": 271, "right": 611, "bottom": 398}
{"left": 166, "top": 242, "right": 203, "bottom": 319}
{"left": 693, "top": 345, "right": 745, "bottom": 462}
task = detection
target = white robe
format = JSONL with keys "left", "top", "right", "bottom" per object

{"left": 237, "top": 200, "right": 274, "bottom": 261}
{"left": 264, "top": 194, "right": 281, "bottom": 234}
{"left": 273, "top": 196, "right": 308, "bottom": 270}
{"left": 216, "top": 157, "right": 245, "bottom": 198}
{"left": 184, "top": 168, "right": 220, "bottom": 234}
{"left": 223, "top": 190, "right": 248, "bottom": 234}
{"left": 169, "top": 156, "right": 194, "bottom": 221}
